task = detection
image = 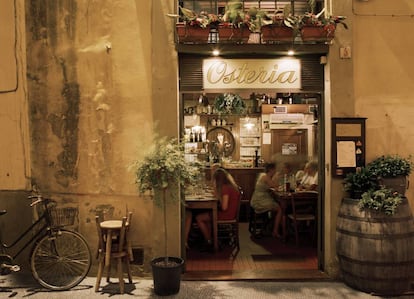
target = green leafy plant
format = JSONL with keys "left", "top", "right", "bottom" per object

{"left": 343, "top": 167, "right": 378, "bottom": 198}
{"left": 359, "top": 188, "right": 403, "bottom": 215}
{"left": 222, "top": 0, "right": 251, "bottom": 29}
{"left": 170, "top": 7, "right": 219, "bottom": 28}
{"left": 213, "top": 93, "right": 246, "bottom": 115}
{"left": 299, "top": 10, "right": 347, "bottom": 29}
{"left": 367, "top": 155, "right": 412, "bottom": 178}
{"left": 134, "top": 136, "right": 200, "bottom": 262}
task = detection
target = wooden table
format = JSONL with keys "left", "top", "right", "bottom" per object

{"left": 185, "top": 195, "right": 218, "bottom": 252}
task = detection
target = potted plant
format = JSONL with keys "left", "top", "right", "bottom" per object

{"left": 261, "top": 5, "right": 297, "bottom": 43}
{"left": 366, "top": 155, "right": 412, "bottom": 195}
{"left": 299, "top": 9, "right": 348, "bottom": 42}
{"left": 173, "top": 7, "right": 218, "bottom": 43}
{"left": 337, "top": 155, "right": 414, "bottom": 295}
{"left": 359, "top": 187, "right": 403, "bottom": 216}
{"left": 219, "top": 0, "right": 252, "bottom": 43}
{"left": 134, "top": 136, "right": 200, "bottom": 295}
{"left": 343, "top": 167, "right": 378, "bottom": 199}
{"left": 213, "top": 93, "right": 246, "bottom": 115}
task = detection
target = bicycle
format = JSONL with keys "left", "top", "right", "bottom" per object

{"left": 0, "top": 194, "right": 92, "bottom": 290}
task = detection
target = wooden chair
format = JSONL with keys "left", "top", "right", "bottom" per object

{"left": 217, "top": 187, "right": 243, "bottom": 256}
{"left": 95, "top": 215, "right": 132, "bottom": 294}
{"left": 287, "top": 191, "right": 318, "bottom": 246}
{"left": 248, "top": 208, "right": 274, "bottom": 238}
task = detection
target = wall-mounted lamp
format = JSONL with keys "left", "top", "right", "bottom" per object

{"left": 287, "top": 49, "right": 295, "bottom": 56}
{"left": 212, "top": 49, "right": 220, "bottom": 56}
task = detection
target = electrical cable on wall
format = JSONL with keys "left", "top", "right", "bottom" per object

{"left": 0, "top": 0, "right": 19, "bottom": 94}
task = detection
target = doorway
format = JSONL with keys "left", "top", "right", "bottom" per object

{"left": 178, "top": 55, "right": 325, "bottom": 280}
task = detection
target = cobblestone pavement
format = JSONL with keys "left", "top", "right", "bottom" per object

{"left": 1, "top": 272, "right": 414, "bottom": 298}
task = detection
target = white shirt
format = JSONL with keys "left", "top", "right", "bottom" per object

{"left": 300, "top": 172, "right": 318, "bottom": 187}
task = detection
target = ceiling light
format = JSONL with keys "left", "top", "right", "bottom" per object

{"left": 287, "top": 50, "right": 295, "bottom": 56}
{"left": 212, "top": 49, "right": 220, "bottom": 56}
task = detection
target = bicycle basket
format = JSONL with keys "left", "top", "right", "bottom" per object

{"left": 50, "top": 207, "right": 78, "bottom": 227}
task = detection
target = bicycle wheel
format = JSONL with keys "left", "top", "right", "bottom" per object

{"left": 30, "top": 229, "right": 92, "bottom": 290}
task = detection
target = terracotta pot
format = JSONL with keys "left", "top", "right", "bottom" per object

{"left": 261, "top": 25, "right": 294, "bottom": 43}
{"left": 300, "top": 24, "right": 335, "bottom": 42}
{"left": 176, "top": 23, "right": 210, "bottom": 43}
{"left": 218, "top": 24, "right": 251, "bottom": 43}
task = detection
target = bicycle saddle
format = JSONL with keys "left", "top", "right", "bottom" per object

{"left": 0, "top": 210, "right": 6, "bottom": 216}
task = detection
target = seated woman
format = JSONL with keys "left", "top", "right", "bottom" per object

{"left": 195, "top": 168, "right": 240, "bottom": 250}
{"left": 250, "top": 162, "right": 283, "bottom": 239}
{"left": 296, "top": 161, "right": 318, "bottom": 191}
{"left": 185, "top": 164, "right": 222, "bottom": 249}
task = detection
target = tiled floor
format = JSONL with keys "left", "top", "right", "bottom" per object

{"left": 183, "top": 222, "right": 321, "bottom": 280}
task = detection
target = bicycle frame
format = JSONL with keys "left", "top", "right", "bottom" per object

{"left": 0, "top": 205, "right": 50, "bottom": 260}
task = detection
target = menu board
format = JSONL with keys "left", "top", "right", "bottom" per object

{"left": 332, "top": 118, "right": 366, "bottom": 178}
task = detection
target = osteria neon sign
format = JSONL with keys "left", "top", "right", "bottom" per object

{"left": 202, "top": 58, "right": 301, "bottom": 89}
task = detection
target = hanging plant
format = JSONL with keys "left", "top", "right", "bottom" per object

{"left": 213, "top": 93, "right": 246, "bottom": 114}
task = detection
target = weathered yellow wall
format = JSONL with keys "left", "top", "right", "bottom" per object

{"left": 0, "top": 0, "right": 178, "bottom": 275}
{"left": 0, "top": 0, "right": 30, "bottom": 190}
{"left": 324, "top": 0, "right": 414, "bottom": 277}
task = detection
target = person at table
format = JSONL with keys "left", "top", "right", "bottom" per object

{"left": 296, "top": 161, "right": 318, "bottom": 191}
{"left": 273, "top": 162, "right": 296, "bottom": 192}
{"left": 195, "top": 168, "right": 240, "bottom": 250}
{"left": 185, "top": 163, "right": 224, "bottom": 249}
{"left": 250, "top": 162, "right": 283, "bottom": 239}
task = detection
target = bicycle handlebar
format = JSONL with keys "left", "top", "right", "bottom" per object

{"left": 28, "top": 195, "right": 53, "bottom": 207}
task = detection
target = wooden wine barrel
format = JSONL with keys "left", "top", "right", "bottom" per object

{"left": 336, "top": 197, "right": 414, "bottom": 295}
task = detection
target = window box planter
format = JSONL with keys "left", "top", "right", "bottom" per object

{"left": 261, "top": 25, "right": 294, "bottom": 43}
{"left": 218, "top": 24, "right": 251, "bottom": 44}
{"left": 176, "top": 23, "right": 210, "bottom": 44}
{"left": 300, "top": 24, "right": 336, "bottom": 42}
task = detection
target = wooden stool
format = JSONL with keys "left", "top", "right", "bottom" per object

{"left": 95, "top": 214, "right": 132, "bottom": 294}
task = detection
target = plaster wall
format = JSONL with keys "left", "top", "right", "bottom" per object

{"left": 324, "top": 0, "right": 414, "bottom": 276}
{"left": 2, "top": 0, "right": 414, "bottom": 280}
{"left": 0, "top": 0, "right": 179, "bottom": 275}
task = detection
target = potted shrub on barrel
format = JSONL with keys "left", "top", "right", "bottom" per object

{"left": 134, "top": 136, "right": 200, "bottom": 296}
{"left": 366, "top": 154, "right": 412, "bottom": 195}
{"left": 343, "top": 166, "right": 378, "bottom": 199}
{"left": 337, "top": 155, "right": 414, "bottom": 295}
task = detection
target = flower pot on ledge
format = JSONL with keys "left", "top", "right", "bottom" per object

{"left": 218, "top": 24, "right": 251, "bottom": 44}
{"left": 176, "top": 23, "right": 210, "bottom": 44}
{"left": 261, "top": 25, "right": 294, "bottom": 43}
{"left": 300, "top": 24, "right": 336, "bottom": 42}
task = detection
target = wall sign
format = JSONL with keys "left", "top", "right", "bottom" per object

{"left": 202, "top": 58, "right": 301, "bottom": 90}
{"left": 332, "top": 118, "right": 367, "bottom": 178}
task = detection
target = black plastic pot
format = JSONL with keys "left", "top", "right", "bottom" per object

{"left": 151, "top": 256, "right": 184, "bottom": 296}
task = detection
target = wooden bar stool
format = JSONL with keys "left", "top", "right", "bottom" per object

{"left": 95, "top": 214, "right": 133, "bottom": 294}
